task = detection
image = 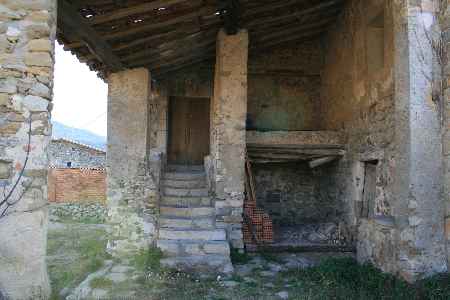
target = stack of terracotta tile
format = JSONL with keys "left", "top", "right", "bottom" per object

{"left": 243, "top": 195, "right": 273, "bottom": 246}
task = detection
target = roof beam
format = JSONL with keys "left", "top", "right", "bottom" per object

{"left": 89, "top": 0, "right": 188, "bottom": 25}
{"left": 245, "top": 0, "right": 343, "bottom": 28}
{"left": 58, "top": 0, "right": 124, "bottom": 72}
{"left": 104, "top": 6, "right": 216, "bottom": 41}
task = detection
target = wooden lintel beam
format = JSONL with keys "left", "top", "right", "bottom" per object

{"left": 58, "top": 0, "right": 124, "bottom": 72}
{"left": 89, "top": 0, "right": 188, "bottom": 25}
{"left": 309, "top": 156, "right": 339, "bottom": 169}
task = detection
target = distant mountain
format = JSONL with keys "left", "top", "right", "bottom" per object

{"left": 52, "top": 121, "right": 106, "bottom": 151}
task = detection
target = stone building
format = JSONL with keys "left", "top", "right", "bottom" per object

{"left": 0, "top": 0, "right": 450, "bottom": 298}
{"left": 49, "top": 137, "right": 105, "bottom": 168}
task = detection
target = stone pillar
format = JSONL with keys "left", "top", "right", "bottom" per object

{"left": 107, "top": 68, "right": 156, "bottom": 256}
{"left": 149, "top": 80, "right": 168, "bottom": 156}
{"left": 392, "top": 0, "right": 447, "bottom": 281}
{"left": 0, "top": 0, "right": 56, "bottom": 298}
{"left": 441, "top": 1, "right": 450, "bottom": 269}
{"left": 211, "top": 29, "right": 248, "bottom": 249}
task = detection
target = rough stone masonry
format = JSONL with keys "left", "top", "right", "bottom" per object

{"left": 0, "top": 0, "right": 56, "bottom": 298}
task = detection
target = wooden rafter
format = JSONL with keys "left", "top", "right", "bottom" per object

{"left": 57, "top": 0, "right": 346, "bottom": 75}
{"left": 58, "top": 0, "right": 124, "bottom": 72}
{"left": 88, "top": 0, "right": 188, "bottom": 25}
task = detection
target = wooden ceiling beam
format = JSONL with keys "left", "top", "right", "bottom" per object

{"left": 58, "top": 0, "right": 124, "bottom": 72}
{"left": 122, "top": 28, "right": 218, "bottom": 62}
{"left": 88, "top": 0, "right": 188, "bottom": 25}
{"left": 128, "top": 42, "right": 215, "bottom": 68}
{"left": 103, "top": 6, "right": 217, "bottom": 41}
{"left": 245, "top": 0, "right": 343, "bottom": 28}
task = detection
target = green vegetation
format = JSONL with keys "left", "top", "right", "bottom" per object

{"left": 230, "top": 248, "right": 252, "bottom": 264}
{"left": 47, "top": 221, "right": 449, "bottom": 300}
{"left": 280, "top": 257, "right": 450, "bottom": 300}
{"left": 47, "top": 223, "right": 111, "bottom": 299}
{"left": 89, "top": 277, "right": 114, "bottom": 289}
{"left": 131, "top": 246, "right": 164, "bottom": 273}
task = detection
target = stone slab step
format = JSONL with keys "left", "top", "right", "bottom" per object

{"left": 161, "top": 196, "right": 211, "bottom": 207}
{"left": 160, "top": 206, "right": 214, "bottom": 218}
{"left": 157, "top": 240, "right": 230, "bottom": 256}
{"left": 163, "top": 172, "right": 206, "bottom": 181}
{"left": 160, "top": 255, "right": 233, "bottom": 274}
{"left": 159, "top": 229, "right": 226, "bottom": 241}
{"left": 159, "top": 216, "right": 215, "bottom": 230}
{"left": 163, "top": 187, "right": 208, "bottom": 197}
{"left": 162, "top": 179, "right": 206, "bottom": 189}
{"left": 166, "top": 165, "right": 204, "bottom": 172}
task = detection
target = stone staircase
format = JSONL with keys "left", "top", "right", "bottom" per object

{"left": 157, "top": 165, "right": 233, "bottom": 274}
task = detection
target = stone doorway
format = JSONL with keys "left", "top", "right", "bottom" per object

{"left": 168, "top": 97, "right": 210, "bottom": 165}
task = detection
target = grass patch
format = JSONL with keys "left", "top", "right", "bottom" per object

{"left": 131, "top": 246, "right": 164, "bottom": 273}
{"left": 47, "top": 224, "right": 111, "bottom": 299}
{"left": 89, "top": 277, "right": 114, "bottom": 289}
{"left": 230, "top": 248, "right": 252, "bottom": 264}
{"left": 282, "top": 257, "right": 450, "bottom": 300}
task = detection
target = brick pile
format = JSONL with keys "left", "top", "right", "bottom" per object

{"left": 243, "top": 194, "right": 273, "bottom": 247}
{"left": 48, "top": 168, "right": 106, "bottom": 204}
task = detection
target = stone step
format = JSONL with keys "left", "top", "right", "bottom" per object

{"left": 163, "top": 187, "right": 208, "bottom": 197}
{"left": 160, "top": 206, "right": 215, "bottom": 218}
{"left": 161, "top": 178, "right": 206, "bottom": 189}
{"left": 159, "top": 229, "right": 226, "bottom": 241}
{"left": 161, "top": 196, "right": 211, "bottom": 207}
{"left": 160, "top": 255, "right": 234, "bottom": 274}
{"left": 157, "top": 240, "right": 230, "bottom": 256}
{"left": 166, "top": 165, "right": 204, "bottom": 172}
{"left": 159, "top": 216, "right": 215, "bottom": 230}
{"left": 163, "top": 172, "right": 206, "bottom": 181}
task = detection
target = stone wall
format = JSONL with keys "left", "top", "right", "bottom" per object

{"left": 321, "top": 0, "right": 447, "bottom": 281}
{"left": 247, "top": 39, "right": 323, "bottom": 131}
{"left": 49, "top": 138, "right": 105, "bottom": 168}
{"left": 48, "top": 168, "right": 106, "bottom": 204}
{"left": 0, "top": 0, "right": 55, "bottom": 298}
{"left": 253, "top": 161, "right": 341, "bottom": 226}
{"left": 107, "top": 68, "right": 158, "bottom": 257}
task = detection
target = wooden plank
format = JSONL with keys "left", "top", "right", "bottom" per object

{"left": 122, "top": 29, "right": 217, "bottom": 62}
{"left": 309, "top": 156, "right": 339, "bottom": 168}
{"left": 58, "top": 0, "right": 124, "bottom": 71}
{"left": 127, "top": 39, "right": 215, "bottom": 67}
{"left": 104, "top": 6, "right": 217, "bottom": 41}
{"left": 245, "top": 0, "right": 343, "bottom": 28}
{"left": 89, "top": 0, "right": 188, "bottom": 24}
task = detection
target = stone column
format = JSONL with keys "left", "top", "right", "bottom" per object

{"left": 211, "top": 29, "right": 248, "bottom": 249}
{"left": 392, "top": 0, "right": 447, "bottom": 281}
{"left": 0, "top": 0, "right": 56, "bottom": 298}
{"left": 441, "top": 1, "right": 450, "bottom": 269}
{"left": 107, "top": 68, "right": 156, "bottom": 256}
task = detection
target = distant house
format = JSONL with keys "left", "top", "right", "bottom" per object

{"left": 48, "top": 138, "right": 106, "bottom": 204}
{"left": 49, "top": 138, "right": 105, "bottom": 169}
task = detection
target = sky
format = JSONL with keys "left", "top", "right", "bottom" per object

{"left": 53, "top": 42, "right": 108, "bottom": 137}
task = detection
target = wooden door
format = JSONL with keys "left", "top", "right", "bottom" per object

{"left": 168, "top": 97, "right": 210, "bottom": 165}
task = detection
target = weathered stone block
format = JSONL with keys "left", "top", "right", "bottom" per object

{"left": 22, "top": 95, "right": 49, "bottom": 111}
{"left": 27, "top": 39, "right": 51, "bottom": 52}
{"left": 24, "top": 52, "right": 52, "bottom": 67}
